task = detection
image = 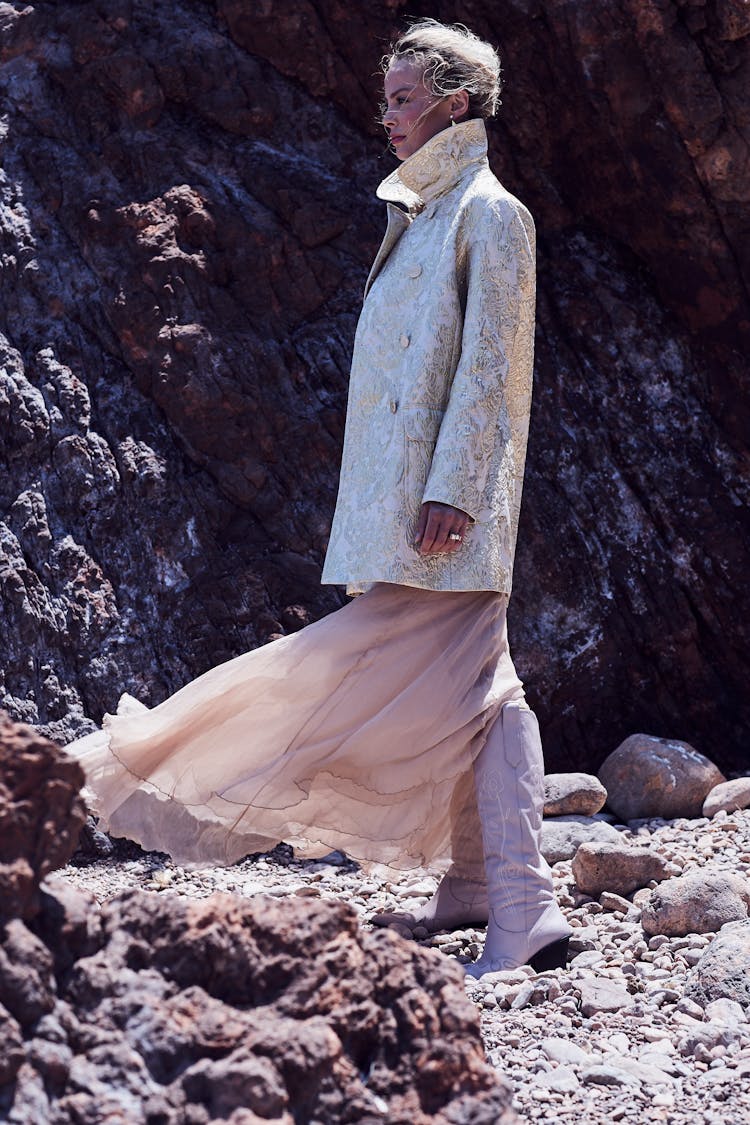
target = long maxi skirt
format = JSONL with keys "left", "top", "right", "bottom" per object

{"left": 64, "top": 582, "right": 526, "bottom": 871}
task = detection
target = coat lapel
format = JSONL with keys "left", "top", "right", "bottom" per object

{"left": 363, "top": 203, "right": 411, "bottom": 300}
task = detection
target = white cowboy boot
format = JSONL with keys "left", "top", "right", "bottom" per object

{"left": 372, "top": 768, "right": 488, "bottom": 934}
{"left": 465, "top": 699, "right": 571, "bottom": 977}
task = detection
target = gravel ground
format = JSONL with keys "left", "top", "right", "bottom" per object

{"left": 60, "top": 808, "right": 750, "bottom": 1124}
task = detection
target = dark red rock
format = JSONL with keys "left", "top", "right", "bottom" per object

{"left": 0, "top": 704, "right": 515, "bottom": 1121}
{"left": 0, "top": 919, "right": 56, "bottom": 1028}
{"left": 0, "top": 1, "right": 747, "bottom": 779}
{"left": 0, "top": 713, "right": 87, "bottom": 920}
{"left": 0, "top": 1003, "right": 25, "bottom": 1086}
{"left": 6, "top": 888, "right": 515, "bottom": 1122}
{"left": 34, "top": 878, "right": 104, "bottom": 976}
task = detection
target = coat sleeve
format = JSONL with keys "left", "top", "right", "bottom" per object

{"left": 421, "top": 198, "right": 536, "bottom": 521}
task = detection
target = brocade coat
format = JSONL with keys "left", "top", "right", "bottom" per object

{"left": 321, "top": 118, "right": 536, "bottom": 596}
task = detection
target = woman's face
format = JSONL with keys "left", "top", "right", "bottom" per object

{"left": 382, "top": 60, "right": 453, "bottom": 161}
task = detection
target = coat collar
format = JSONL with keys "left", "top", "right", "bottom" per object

{"left": 376, "top": 118, "right": 489, "bottom": 212}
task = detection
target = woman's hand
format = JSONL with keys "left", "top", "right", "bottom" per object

{"left": 415, "top": 502, "right": 472, "bottom": 555}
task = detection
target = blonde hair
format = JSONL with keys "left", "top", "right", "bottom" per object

{"left": 381, "top": 18, "right": 502, "bottom": 120}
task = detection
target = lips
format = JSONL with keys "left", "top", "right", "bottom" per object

{"left": 390, "top": 134, "right": 405, "bottom": 145}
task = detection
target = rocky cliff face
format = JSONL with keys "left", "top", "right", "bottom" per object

{"left": 0, "top": 0, "right": 747, "bottom": 773}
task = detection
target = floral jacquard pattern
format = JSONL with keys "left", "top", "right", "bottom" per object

{"left": 321, "top": 119, "right": 536, "bottom": 596}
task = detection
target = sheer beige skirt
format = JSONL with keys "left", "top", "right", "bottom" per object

{"left": 64, "top": 582, "right": 526, "bottom": 870}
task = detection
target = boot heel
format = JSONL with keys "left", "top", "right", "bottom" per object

{"left": 528, "top": 936, "right": 569, "bottom": 972}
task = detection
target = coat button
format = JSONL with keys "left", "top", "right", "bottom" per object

{"left": 408, "top": 264, "right": 422, "bottom": 278}
{"left": 389, "top": 400, "right": 398, "bottom": 413}
{"left": 400, "top": 333, "right": 410, "bottom": 348}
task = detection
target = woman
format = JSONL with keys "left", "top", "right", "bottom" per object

{"left": 65, "top": 19, "right": 570, "bottom": 977}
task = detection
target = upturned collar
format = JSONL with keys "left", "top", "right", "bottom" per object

{"left": 376, "top": 118, "right": 489, "bottom": 212}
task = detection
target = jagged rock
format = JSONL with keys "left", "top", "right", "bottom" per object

{"left": 541, "top": 814, "right": 623, "bottom": 864}
{"left": 685, "top": 920, "right": 750, "bottom": 1010}
{"left": 598, "top": 735, "right": 725, "bottom": 821}
{"left": 703, "top": 778, "right": 750, "bottom": 818}
{"left": 0, "top": 712, "right": 87, "bottom": 921}
{"left": 0, "top": 0, "right": 747, "bottom": 778}
{"left": 0, "top": 919, "right": 56, "bottom": 1028}
{"left": 0, "top": 1005, "right": 24, "bottom": 1087}
{"left": 543, "top": 773, "right": 607, "bottom": 817}
{"left": 0, "top": 714, "right": 515, "bottom": 1123}
{"left": 641, "top": 870, "right": 750, "bottom": 937}
{"left": 74, "top": 815, "right": 115, "bottom": 860}
{"left": 3, "top": 888, "right": 516, "bottom": 1124}
{"left": 34, "top": 878, "right": 103, "bottom": 976}
{"left": 571, "top": 840, "right": 679, "bottom": 898}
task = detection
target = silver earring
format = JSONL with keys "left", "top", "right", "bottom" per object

{"left": 450, "top": 113, "right": 455, "bottom": 127}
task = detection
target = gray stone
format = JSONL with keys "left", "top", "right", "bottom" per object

{"left": 704, "top": 998, "right": 748, "bottom": 1025}
{"left": 569, "top": 949, "right": 605, "bottom": 969}
{"left": 541, "top": 815, "right": 623, "bottom": 864}
{"left": 605, "top": 1056, "right": 676, "bottom": 1085}
{"left": 541, "top": 1038, "right": 592, "bottom": 1066}
{"left": 685, "top": 919, "right": 750, "bottom": 1009}
{"left": 600, "top": 891, "right": 635, "bottom": 913}
{"left": 641, "top": 870, "right": 750, "bottom": 937}
{"left": 535, "top": 1064, "right": 580, "bottom": 1092}
{"left": 582, "top": 1063, "right": 639, "bottom": 1086}
{"left": 695, "top": 1066, "right": 740, "bottom": 1086}
{"left": 571, "top": 840, "right": 678, "bottom": 898}
{"left": 637, "top": 1052, "right": 689, "bottom": 1078}
{"left": 598, "top": 734, "right": 725, "bottom": 820}
{"left": 543, "top": 773, "right": 607, "bottom": 817}
{"left": 703, "top": 777, "right": 750, "bottom": 818}
{"left": 578, "top": 978, "right": 635, "bottom": 1016}
{"left": 568, "top": 926, "right": 600, "bottom": 953}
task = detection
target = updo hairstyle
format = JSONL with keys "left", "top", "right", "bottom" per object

{"left": 381, "top": 18, "right": 503, "bottom": 120}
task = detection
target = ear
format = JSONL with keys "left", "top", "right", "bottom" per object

{"left": 450, "top": 89, "right": 471, "bottom": 122}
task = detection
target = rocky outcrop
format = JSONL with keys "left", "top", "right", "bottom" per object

{"left": 0, "top": 712, "right": 86, "bottom": 922}
{"left": 0, "top": 1, "right": 748, "bottom": 775}
{"left": 5, "top": 886, "right": 515, "bottom": 1124}
{"left": 0, "top": 714, "right": 516, "bottom": 1123}
{"left": 599, "top": 735, "right": 725, "bottom": 820}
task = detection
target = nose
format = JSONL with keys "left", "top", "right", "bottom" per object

{"left": 382, "top": 104, "right": 397, "bottom": 130}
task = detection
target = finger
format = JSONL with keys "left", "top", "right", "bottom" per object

{"left": 419, "top": 508, "right": 444, "bottom": 554}
{"left": 424, "top": 510, "right": 453, "bottom": 554}
{"left": 415, "top": 503, "right": 429, "bottom": 545}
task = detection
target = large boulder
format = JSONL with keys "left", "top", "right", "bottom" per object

{"left": 685, "top": 921, "right": 750, "bottom": 1010}
{"left": 598, "top": 734, "right": 725, "bottom": 821}
{"left": 0, "top": 712, "right": 86, "bottom": 921}
{"left": 641, "top": 869, "right": 750, "bottom": 937}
